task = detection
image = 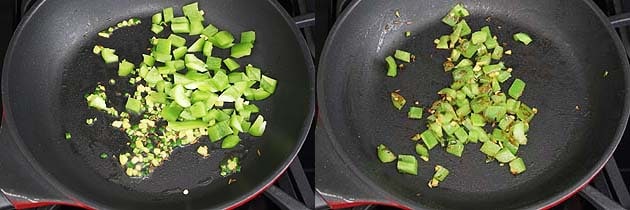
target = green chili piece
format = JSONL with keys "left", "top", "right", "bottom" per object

{"left": 385, "top": 56, "right": 397, "bottom": 77}
{"left": 118, "top": 59, "right": 134, "bottom": 77}
{"left": 261, "top": 75, "right": 278, "bottom": 93}
{"left": 241, "top": 31, "right": 256, "bottom": 44}
{"left": 125, "top": 97, "right": 143, "bottom": 114}
{"left": 421, "top": 130, "right": 439, "bottom": 149}
{"left": 436, "top": 35, "right": 449, "bottom": 49}
{"left": 480, "top": 141, "right": 501, "bottom": 157}
{"left": 202, "top": 24, "right": 219, "bottom": 38}
{"left": 453, "top": 127, "right": 468, "bottom": 143}
{"left": 446, "top": 141, "right": 464, "bottom": 157}
{"left": 188, "top": 37, "right": 205, "bottom": 52}
{"left": 223, "top": 58, "right": 240, "bottom": 71}
{"left": 491, "top": 45, "right": 504, "bottom": 60}
{"left": 161, "top": 102, "right": 183, "bottom": 122}
{"left": 189, "top": 20, "right": 204, "bottom": 35}
{"left": 396, "top": 154, "right": 418, "bottom": 175}
{"left": 248, "top": 115, "right": 266, "bottom": 137}
{"left": 203, "top": 41, "right": 213, "bottom": 57}
{"left": 509, "top": 157, "right": 526, "bottom": 175}
{"left": 168, "top": 34, "right": 187, "bottom": 48}
{"left": 512, "top": 121, "right": 528, "bottom": 145}
{"left": 508, "top": 78, "right": 526, "bottom": 99}
{"left": 513, "top": 32, "right": 533, "bottom": 45}
{"left": 377, "top": 144, "right": 396, "bottom": 163}
{"left": 222, "top": 135, "right": 241, "bottom": 149}
{"left": 433, "top": 165, "right": 449, "bottom": 181}
{"left": 167, "top": 120, "right": 207, "bottom": 131}
{"left": 171, "top": 22, "right": 190, "bottom": 34}
{"left": 394, "top": 50, "right": 411, "bottom": 63}
{"left": 206, "top": 56, "right": 223, "bottom": 70}
{"left": 471, "top": 31, "right": 488, "bottom": 44}
{"left": 495, "top": 148, "right": 516, "bottom": 163}
{"left": 208, "top": 121, "right": 233, "bottom": 142}
{"left": 65, "top": 132, "right": 72, "bottom": 140}
{"left": 212, "top": 31, "right": 235, "bottom": 49}
{"left": 415, "top": 144, "right": 429, "bottom": 161}
{"left": 163, "top": 7, "right": 174, "bottom": 22}
{"left": 231, "top": 43, "right": 254, "bottom": 58}
{"left": 408, "top": 106, "right": 423, "bottom": 119}
{"left": 101, "top": 48, "right": 119, "bottom": 64}
{"left": 391, "top": 91, "right": 406, "bottom": 110}
{"left": 458, "top": 20, "right": 471, "bottom": 36}
{"left": 151, "top": 24, "right": 164, "bottom": 34}
{"left": 152, "top": 13, "right": 163, "bottom": 24}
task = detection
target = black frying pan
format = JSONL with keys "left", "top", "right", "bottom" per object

{"left": 0, "top": 0, "right": 314, "bottom": 209}
{"left": 316, "top": 0, "right": 630, "bottom": 209}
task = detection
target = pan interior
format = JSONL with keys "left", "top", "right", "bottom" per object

{"left": 318, "top": 0, "right": 628, "bottom": 209}
{"left": 3, "top": 0, "right": 312, "bottom": 209}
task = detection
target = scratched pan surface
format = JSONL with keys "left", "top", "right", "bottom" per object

{"left": 1, "top": 0, "right": 314, "bottom": 209}
{"left": 317, "top": 0, "right": 630, "bottom": 209}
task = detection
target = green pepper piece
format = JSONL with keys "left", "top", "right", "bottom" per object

{"left": 188, "top": 37, "right": 205, "bottom": 52}
{"left": 377, "top": 144, "right": 396, "bottom": 163}
{"left": 168, "top": 34, "right": 187, "bottom": 47}
{"left": 509, "top": 157, "right": 526, "bottom": 175}
{"left": 491, "top": 45, "right": 504, "bottom": 60}
{"left": 223, "top": 58, "right": 240, "bottom": 71}
{"left": 495, "top": 148, "right": 516, "bottom": 163}
{"left": 397, "top": 154, "right": 418, "bottom": 175}
{"left": 480, "top": 141, "right": 501, "bottom": 157}
{"left": 222, "top": 135, "right": 241, "bottom": 149}
{"left": 208, "top": 121, "right": 232, "bottom": 142}
{"left": 453, "top": 127, "right": 468, "bottom": 143}
{"left": 161, "top": 102, "right": 183, "bottom": 122}
{"left": 408, "top": 106, "right": 423, "bottom": 119}
{"left": 248, "top": 115, "right": 266, "bottom": 137}
{"left": 201, "top": 24, "right": 219, "bottom": 38}
{"left": 203, "top": 41, "right": 213, "bottom": 57}
{"left": 171, "top": 22, "right": 190, "bottom": 34}
{"left": 512, "top": 121, "right": 528, "bottom": 145}
{"left": 125, "top": 97, "right": 143, "bottom": 114}
{"left": 498, "top": 115, "right": 515, "bottom": 131}
{"left": 189, "top": 20, "right": 204, "bottom": 35}
{"left": 513, "top": 32, "right": 533, "bottom": 45}
{"left": 260, "top": 75, "right": 278, "bottom": 93}
{"left": 415, "top": 144, "right": 429, "bottom": 161}
{"left": 206, "top": 56, "right": 223, "bottom": 70}
{"left": 471, "top": 31, "right": 488, "bottom": 44}
{"left": 118, "top": 59, "right": 134, "bottom": 76}
{"left": 436, "top": 35, "right": 449, "bottom": 49}
{"left": 163, "top": 7, "right": 174, "bottom": 23}
{"left": 385, "top": 56, "right": 397, "bottom": 77}
{"left": 231, "top": 43, "right": 254, "bottom": 58}
{"left": 391, "top": 91, "right": 406, "bottom": 110}
{"left": 212, "top": 31, "right": 235, "bottom": 48}
{"left": 241, "top": 31, "right": 256, "bottom": 44}
{"left": 168, "top": 120, "right": 207, "bottom": 131}
{"left": 508, "top": 78, "right": 526, "bottom": 99}
{"left": 394, "top": 50, "right": 411, "bottom": 63}
{"left": 151, "top": 24, "right": 164, "bottom": 34}
{"left": 421, "top": 129, "right": 439, "bottom": 149}
{"left": 446, "top": 141, "right": 464, "bottom": 157}
{"left": 101, "top": 48, "right": 118, "bottom": 64}
{"left": 433, "top": 165, "right": 449, "bottom": 182}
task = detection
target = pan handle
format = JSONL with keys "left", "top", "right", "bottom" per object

{"left": 314, "top": 123, "right": 411, "bottom": 209}
{"left": 610, "top": 13, "right": 630, "bottom": 28}
{"left": 0, "top": 118, "right": 90, "bottom": 209}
